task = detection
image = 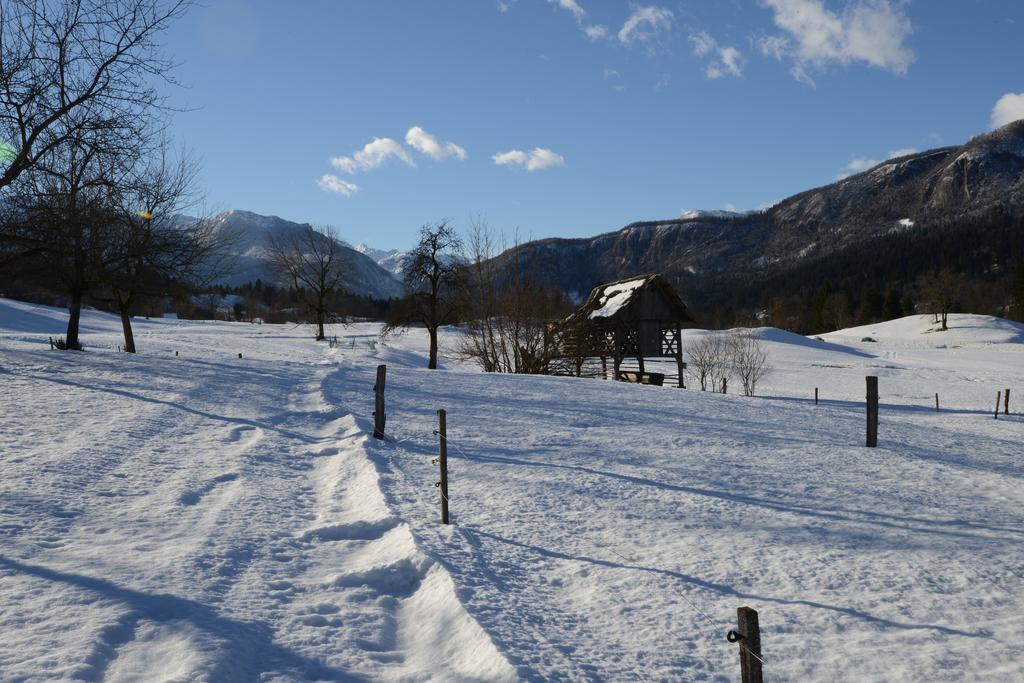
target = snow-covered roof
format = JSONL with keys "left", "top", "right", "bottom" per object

{"left": 558, "top": 273, "right": 695, "bottom": 329}
{"left": 588, "top": 277, "right": 649, "bottom": 319}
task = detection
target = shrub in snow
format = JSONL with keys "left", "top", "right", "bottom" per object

{"left": 53, "top": 336, "right": 83, "bottom": 351}
{"left": 686, "top": 334, "right": 730, "bottom": 391}
{"left": 728, "top": 331, "right": 771, "bottom": 397}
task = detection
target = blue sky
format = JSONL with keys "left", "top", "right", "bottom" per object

{"left": 163, "top": 1, "right": 1024, "bottom": 249}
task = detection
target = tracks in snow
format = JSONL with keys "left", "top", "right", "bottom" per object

{"left": 261, "top": 411, "right": 517, "bottom": 680}
{"left": 0, "top": 349, "right": 514, "bottom": 681}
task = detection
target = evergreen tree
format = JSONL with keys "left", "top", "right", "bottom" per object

{"left": 882, "top": 287, "right": 904, "bottom": 321}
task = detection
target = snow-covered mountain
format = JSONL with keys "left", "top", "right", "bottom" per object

{"left": 208, "top": 210, "right": 404, "bottom": 300}
{"left": 354, "top": 244, "right": 409, "bottom": 278}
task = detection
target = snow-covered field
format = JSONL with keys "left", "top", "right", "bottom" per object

{"left": 1, "top": 298, "right": 1022, "bottom": 681}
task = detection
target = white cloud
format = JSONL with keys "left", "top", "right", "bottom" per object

{"left": 689, "top": 31, "right": 715, "bottom": 57}
{"left": 603, "top": 68, "right": 620, "bottom": 79}
{"left": 689, "top": 31, "right": 744, "bottom": 79}
{"left": 836, "top": 146, "right": 920, "bottom": 179}
{"left": 756, "top": 34, "right": 790, "bottom": 60}
{"left": 493, "top": 147, "right": 566, "bottom": 171}
{"left": 760, "top": 0, "right": 914, "bottom": 84}
{"left": 317, "top": 174, "right": 358, "bottom": 197}
{"left": 836, "top": 157, "right": 879, "bottom": 179}
{"left": 618, "top": 6, "right": 673, "bottom": 45}
{"left": 493, "top": 150, "right": 528, "bottom": 167}
{"left": 405, "top": 126, "right": 467, "bottom": 161}
{"left": 548, "top": 0, "right": 585, "bottom": 19}
{"left": 991, "top": 93, "right": 1024, "bottom": 129}
{"left": 330, "top": 137, "right": 414, "bottom": 174}
{"left": 542, "top": 0, "right": 607, "bottom": 40}
{"left": 888, "top": 147, "right": 918, "bottom": 159}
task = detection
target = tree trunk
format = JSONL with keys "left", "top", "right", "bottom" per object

{"left": 119, "top": 304, "right": 136, "bottom": 353}
{"left": 941, "top": 310, "right": 948, "bottom": 331}
{"left": 428, "top": 325, "right": 439, "bottom": 369}
{"left": 316, "top": 307, "right": 325, "bottom": 341}
{"left": 65, "top": 289, "right": 84, "bottom": 350}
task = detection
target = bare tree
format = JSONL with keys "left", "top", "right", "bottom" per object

{"left": 728, "top": 330, "right": 771, "bottom": 397}
{"left": 0, "top": 0, "right": 192, "bottom": 191}
{"left": 1, "top": 113, "right": 134, "bottom": 349}
{"left": 268, "top": 224, "right": 347, "bottom": 341}
{"left": 395, "top": 221, "right": 463, "bottom": 369}
{"left": 100, "top": 145, "right": 234, "bottom": 352}
{"left": 686, "top": 333, "right": 728, "bottom": 391}
{"left": 457, "top": 218, "right": 570, "bottom": 373}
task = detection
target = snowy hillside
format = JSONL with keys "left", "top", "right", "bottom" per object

{"left": 2, "top": 298, "right": 1023, "bottom": 680}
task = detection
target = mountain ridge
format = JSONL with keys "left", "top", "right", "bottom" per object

{"left": 208, "top": 210, "right": 404, "bottom": 300}
{"left": 491, "top": 121, "right": 1024, "bottom": 315}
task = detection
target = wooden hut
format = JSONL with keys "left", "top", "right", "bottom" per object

{"left": 544, "top": 273, "right": 696, "bottom": 386}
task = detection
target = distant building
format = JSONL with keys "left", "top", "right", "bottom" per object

{"left": 544, "top": 273, "right": 696, "bottom": 386}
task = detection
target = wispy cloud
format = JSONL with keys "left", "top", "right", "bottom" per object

{"left": 493, "top": 147, "right": 566, "bottom": 171}
{"left": 317, "top": 174, "right": 358, "bottom": 197}
{"left": 836, "top": 147, "right": 920, "bottom": 180}
{"left": 330, "top": 137, "right": 414, "bottom": 174}
{"left": 992, "top": 93, "right": 1024, "bottom": 129}
{"left": 758, "top": 0, "right": 914, "bottom": 86}
{"left": 543, "top": 0, "right": 608, "bottom": 41}
{"left": 405, "top": 126, "right": 467, "bottom": 161}
{"left": 548, "top": 0, "right": 584, "bottom": 20}
{"left": 689, "top": 31, "right": 744, "bottom": 78}
{"left": 618, "top": 6, "right": 673, "bottom": 45}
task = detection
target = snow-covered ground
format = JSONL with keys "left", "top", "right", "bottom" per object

{"left": 1, "top": 299, "right": 1022, "bottom": 681}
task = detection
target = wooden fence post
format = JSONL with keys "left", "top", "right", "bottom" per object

{"left": 866, "top": 376, "right": 878, "bottom": 447}
{"left": 732, "top": 606, "right": 763, "bottom": 683}
{"left": 994, "top": 391, "right": 1001, "bottom": 420}
{"left": 1005, "top": 389, "right": 1011, "bottom": 415}
{"left": 238, "top": 352, "right": 242, "bottom": 359}
{"left": 935, "top": 393, "right": 939, "bottom": 412}
{"left": 373, "top": 364, "right": 387, "bottom": 439}
{"left": 815, "top": 388, "right": 818, "bottom": 405}
{"left": 436, "top": 409, "right": 450, "bottom": 525}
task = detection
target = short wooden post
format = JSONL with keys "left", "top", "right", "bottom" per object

{"left": 994, "top": 391, "right": 1001, "bottom": 420}
{"left": 175, "top": 350, "right": 178, "bottom": 357}
{"left": 373, "top": 364, "right": 387, "bottom": 439}
{"left": 238, "top": 352, "right": 242, "bottom": 359}
{"left": 935, "top": 393, "right": 939, "bottom": 412}
{"left": 722, "top": 377, "right": 728, "bottom": 394}
{"left": 1005, "top": 389, "right": 1011, "bottom": 415}
{"left": 866, "top": 376, "right": 879, "bottom": 447}
{"left": 436, "top": 409, "right": 449, "bottom": 525}
{"left": 675, "top": 323, "right": 686, "bottom": 388}
{"left": 814, "top": 388, "right": 818, "bottom": 405}
{"left": 735, "top": 606, "right": 763, "bottom": 683}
